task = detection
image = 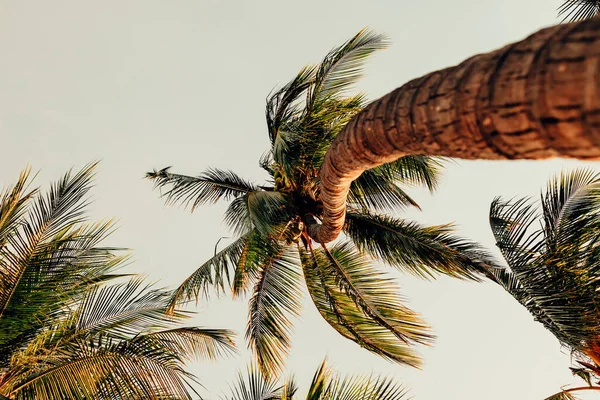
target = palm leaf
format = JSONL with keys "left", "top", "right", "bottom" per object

{"left": 558, "top": 0, "right": 600, "bottom": 22}
{"left": 489, "top": 168, "right": 600, "bottom": 352}
{"left": 379, "top": 155, "right": 445, "bottom": 191}
{"left": 226, "top": 363, "right": 284, "bottom": 400}
{"left": 131, "top": 327, "right": 236, "bottom": 361}
{"left": 224, "top": 191, "right": 293, "bottom": 237}
{"left": 305, "top": 361, "right": 330, "bottom": 400}
{"left": 168, "top": 233, "right": 251, "bottom": 313}
{"left": 0, "top": 167, "right": 36, "bottom": 249}
{"left": 0, "top": 162, "right": 98, "bottom": 318}
{"left": 307, "top": 28, "right": 389, "bottom": 108}
{"left": 4, "top": 350, "right": 193, "bottom": 400}
{"left": 300, "top": 246, "right": 425, "bottom": 368}
{"left": 349, "top": 170, "right": 421, "bottom": 212}
{"left": 266, "top": 65, "right": 317, "bottom": 144}
{"left": 75, "top": 278, "right": 181, "bottom": 340}
{"left": 233, "top": 232, "right": 273, "bottom": 298}
{"left": 147, "top": 167, "right": 257, "bottom": 211}
{"left": 246, "top": 243, "right": 302, "bottom": 377}
{"left": 322, "top": 371, "right": 409, "bottom": 400}
{"left": 0, "top": 220, "right": 126, "bottom": 364}
{"left": 345, "top": 210, "right": 496, "bottom": 280}
{"left": 319, "top": 242, "right": 432, "bottom": 345}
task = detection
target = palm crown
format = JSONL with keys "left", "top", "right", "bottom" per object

{"left": 0, "top": 164, "right": 235, "bottom": 399}
{"left": 225, "top": 359, "right": 408, "bottom": 400}
{"left": 148, "top": 28, "right": 496, "bottom": 376}
{"left": 488, "top": 169, "right": 600, "bottom": 399}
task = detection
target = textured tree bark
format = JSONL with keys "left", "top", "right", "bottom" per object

{"left": 308, "top": 17, "right": 600, "bottom": 243}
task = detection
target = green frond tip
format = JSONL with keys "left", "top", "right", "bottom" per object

{"left": 489, "top": 167, "right": 600, "bottom": 368}
{"left": 0, "top": 164, "right": 234, "bottom": 399}
{"left": 345, "top": 210, "right": 498, "bottom": 280}
{"left": 309, "top": 27, "right": 390, "bottom": 107}
{"left": 300, "top": 244, "right": 430, "bottom": 368}
{"left": 246, "top": 245, "right": 303, "bottom": 377}
{"left": 146, "top": 167, "right": 257, "bottom": 211}
{"left": 227, "top": 359, "right": 408, "bottom": 400}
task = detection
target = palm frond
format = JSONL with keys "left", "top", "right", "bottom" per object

{"left": 300, "top": 246, "right": 425, "bottom": 368}
{"left": 0, "top": 162, "right": 98, "bottom": 317}
{"left": 489, "top": 196, "right": 542, "bottom": 269}
{"left": 4, "top": 349, "right": 194, "bottom": 400}
{"left": 306, "top": 361, "right": 330, "bottom": 400}
{"left": 274, "top": 95, "right": 366, "bottom": 179}
{"left": 349, "top": 170, "right": 421, "bottom": 212}
{"left": 348, "top": 156, "right": 444, "bottom": 213}
{"left": 345, "top": 210, "right": 497, "bottom": 280}
{"left": 226, "top": 363, "right": 284, "bottom": 400}
{"left": 558, "top": 0, "right": 600, "bottom": 22}
{"left": 147, "top": 167, "right": 257, "bottom": 211}
{"left": 0, "top": 220, "right": 126, "bottom": 364}
{"left": 489, "top": 168, "right": 600, "bottom": 353}
{"left": 323, "top": 371, "right": 409, "bottom": 400}
{"left": 307, "top": 28, "right": 389, "bottom": 108}
{"left": 280, "top": 375, "right": 297, "bottom": 400}
{"left": 132, "top": 327, "right": 236, "bottom": 361}
{"left": 378, "top": 155, "right": 445, "bottom": 191}
{"left": 224, "top": 192, "right": 293, "bottom": 237}
{"left": 320, "top": 242, "right": 432, "bottom": 345}
{"left": 75, "top": 278, "right": 180, "bottom": 340}
{"left": 541, "top": 169, "right": 600, "bottom": 251}
{"left": 266, "top": 65, "right": 317, "bottom": 144}
{"left": 247, "top": 192, "right": 293, "bottom": 236}
{"left": 233, "top": 232, "right": 274, "bottom": 298}
{"left": 0, "top": 167, "right": 36, "bottom": 249}
{"left": 246, "top": 244, "right": 302, "bottom": 377}
{"left": 167, "top": 233, "right": 251, "bottom": 313}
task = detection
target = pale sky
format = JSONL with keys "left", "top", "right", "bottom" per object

{"left": 1, "top": 1, "right": 598, "bottom": 399}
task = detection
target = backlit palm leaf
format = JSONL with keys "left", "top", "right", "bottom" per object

{"left": 266, "top": 65, "right": 316, "bottom": 145}
{"left": 300, "top": 247, "right": 426, "bottom": 368}
{"left": 168, "top": 233, "right": 251, "bottom": 313}
{"left": 227, "top": 360, "right": 407, "bottom": 400}
{"left": 247, "top": 244, "right": 302, "bottom": 376}
{"left": 345, "top": 210, "right": 496, "bottom": 280}
{"left": 226, "top": 363, "right": 288, "bottom": 400}
{"left": 489, "top": 168, "right": 600, "bottom": 397}
{"left": 319, "top": 242, "right": 432, "bottom": 346}
{"left": 490, "top": 169, "right": 600, "bottom": 352}
{"left": 147, "top": 167, "right": 258, "bottom": 211}
{"left": 307, "top": 28, "right": 389, "bottom": 107}
{"left": 0, "top": 165, "right": 236, "bottom": 399}
{"left": 0, "top": 162, "right": 98, "bottom": 318}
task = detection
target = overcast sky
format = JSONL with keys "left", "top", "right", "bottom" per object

{"left": 1, "top": 1, "right": 599, "bottom": 399}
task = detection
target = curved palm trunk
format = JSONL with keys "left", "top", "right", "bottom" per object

{"left": 308, "top": 18, "right": 600, "bottom": 243}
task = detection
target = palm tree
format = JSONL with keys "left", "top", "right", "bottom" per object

{"left": 224, "top": 360, "right": 408, "bottom": 400}
{"left": 0, "top": 164, "right": 236, "bottom": 399}
{"left": 147, "top": 29, "right": 497, "bottom": 377}
{"left": 487, "top": 169, "right": 600, "bottom": 399}
{"left": 558, "top": 0, "right": 600, "bottom": 22}
{"left": 306, "top": 17, "right": 600, "bottom": 244}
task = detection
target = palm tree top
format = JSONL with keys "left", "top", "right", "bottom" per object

{"left": 148, "top": 28, "right": 498, "bottom": 377}
{"left": 0, "top": 164, "right": 236, "bottom": 399}
{"left": 488, "top": 168, "right": 600, "bottom": 399}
